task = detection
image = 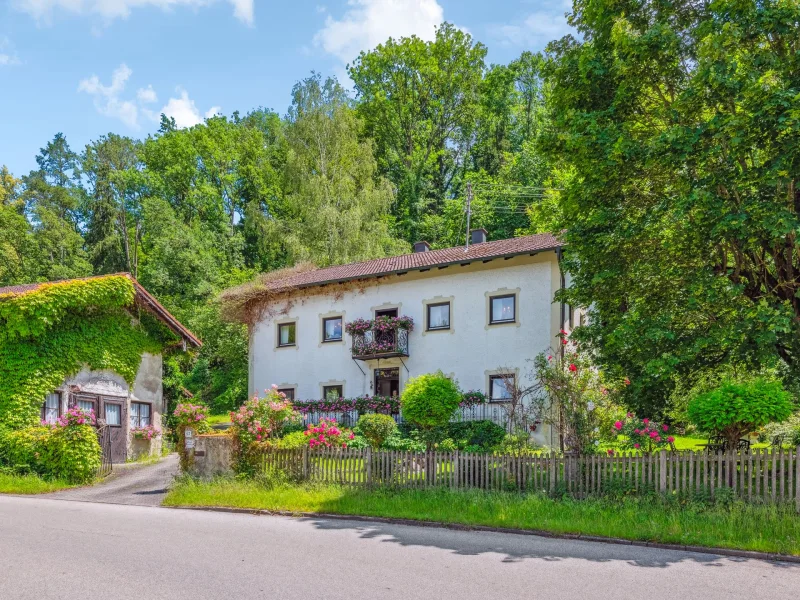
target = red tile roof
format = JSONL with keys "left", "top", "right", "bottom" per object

{"left": 266, "top": 233, "right": 562, "bottom": 293}
{"left": 0, "top": 273, "right": 201, "bottom": 347}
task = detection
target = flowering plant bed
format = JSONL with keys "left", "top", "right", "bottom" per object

{"left": 345, "top": 315, "right": 414, "bottom": 335}
{"left": 303, "top": 418, "right": 355, "bottom": 448}
{"left": 460, "top": 390, "right": 487, "bottom": 408}
{"left": 612, "top": 413, "right": 674, "bottom": 452}
{"left": 294, "top": 395, "right": 400, "bottom": 414}
{"left": 131, "top": 425, "right": 162, "bottom": 440}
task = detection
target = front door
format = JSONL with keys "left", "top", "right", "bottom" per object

{"left": 100, "top": 397, "right": 127, "bottom": 463}
{"left": 374, "top": 368, "right": 400, "bottom": 398}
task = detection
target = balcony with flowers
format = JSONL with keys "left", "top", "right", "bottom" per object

{"left": 345, "top": 315, "right": 413, "bottom": 360}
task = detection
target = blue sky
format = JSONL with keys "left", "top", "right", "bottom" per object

{"left": 0, "top": 0, "right": 573, "bottom": 177}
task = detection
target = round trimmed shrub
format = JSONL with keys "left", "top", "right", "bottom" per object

{"left": 356, "top": 413, "right": 398, "bottom": 448}
{"left": 401, "top": 372, "right": 461, "bottom": 443}
{"left": 688, "top": 378, "right": 793, "bottom": 447}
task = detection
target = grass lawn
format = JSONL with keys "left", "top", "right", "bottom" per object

{"left": 0, "top": 472, "right": 75, "bottom": 494}
{"left": 164, "top": 478, "right": 800, "bottom": 556}
{"left": 207, "top": 414, "right": 231, "bottom": 426}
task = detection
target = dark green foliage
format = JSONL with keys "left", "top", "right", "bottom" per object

{"left": 544, "top": 0, "right": 800, "bottom": 414}
{"left": 688, "top": 379, "right": 793, "bottom": 446}
{"left": 443, "top": 420, "right": 506, "bottom": 452}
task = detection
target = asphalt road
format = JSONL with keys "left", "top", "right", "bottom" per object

{"left": 44, "top": 453, "right": 179, "bottom": 506}
{"left": 1, "top": 496, "right": 798, "bottom": 600}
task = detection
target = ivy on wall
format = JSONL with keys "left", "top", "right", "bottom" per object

{"left": 0, "top": 276, "right": 167, "bottom": 429}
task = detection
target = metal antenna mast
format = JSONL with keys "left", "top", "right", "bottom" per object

{"left": 464, "top": 182, "right": 473, "bottom": 252}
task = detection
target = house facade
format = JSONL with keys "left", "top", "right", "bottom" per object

{"left": 246, "top": 231, "right": 573, "bottom": 446}
{"left": 0, "top": 274, "right": 201, "bottom": 463}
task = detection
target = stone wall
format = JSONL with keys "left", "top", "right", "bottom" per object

{"left": 189, "top": 434, "right": 234, "bottom": 478}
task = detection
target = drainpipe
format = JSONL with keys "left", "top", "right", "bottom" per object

{"left": 556, "top": 247, "right": 566, "bottom": 453}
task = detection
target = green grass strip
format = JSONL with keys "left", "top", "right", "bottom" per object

{"left": 0, "top": 472, "right": 75, "bottom": 494}
{"left": 164, "top": 478, "right": 800, "bottom": 556}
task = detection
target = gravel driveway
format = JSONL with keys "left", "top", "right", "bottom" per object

{"left": 45, "top": 453, "right": 179, "bottom": 506}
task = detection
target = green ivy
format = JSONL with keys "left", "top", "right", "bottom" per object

{"left": 0, "top": 276, "right": 165, "bottom": 428}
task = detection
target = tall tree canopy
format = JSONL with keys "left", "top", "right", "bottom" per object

{"left": 545, "top": 0, "right": 800, "bottom": 413}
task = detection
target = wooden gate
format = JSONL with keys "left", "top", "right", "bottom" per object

{"left": 96, "top": 424, "right": 113, "bottom": 478}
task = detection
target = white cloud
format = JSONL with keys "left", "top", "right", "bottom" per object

{"left": 13, "top": 0, "right": 254, "bottom": 25}
{"left": 490, "top": 1, "right": 574, "bottom": 50}
{"left": 160, "top": 89, "right": 204, "bottom": 128}
{"left": 137, "top": 85, "right": 157, "bottom": 103}
{"left": 0, "top": 37, "right": 21, "bottom": 66}
{"left": 79, "top": 64, "right": 217, "bottom": 130}
{"left": 78, "top": 63, "right": 140, "bottom": 128}
{"left": 314, "top": 0, "right": 443, "bottom": 64}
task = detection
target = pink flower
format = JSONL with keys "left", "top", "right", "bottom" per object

{"left": 607, "top": 449, "right": 615, "bottom": 456}
{"left": 624, "top": 377, "right": 631, "bottom": 386}
{"left": 667, "top": 436, "right": 675, "bottom": 443}
{"left": 662, "top": 424, "right": 669, "bottom": 432}
{"left": 614, "top": 421, "right": 623, "bottom": 430}
{"left": 634, "top": 443, "right": 641, "bottom": 449}
{"left": 547, "top": 355, "right": 553, "bottom": 361}
{"left": 642, "top": 418, "right": 649, "bottom": 425}
{"left": 650, "top": 431, "right": 658, "bottom": 438}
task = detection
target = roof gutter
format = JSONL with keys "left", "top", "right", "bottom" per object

{"left": 275, "top": 244, "right": 565, "bottom": 295}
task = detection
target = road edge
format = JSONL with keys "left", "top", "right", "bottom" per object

{"left": 164, "top": 504, "right": 800, "bottom": 564}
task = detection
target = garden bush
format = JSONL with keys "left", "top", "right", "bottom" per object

{"left": 356, "top": 413, "right": 398, "bottom": 449}
{"left": 444, "top": 420, "right": 506, "bottom": 451}
{"left": 688, "top": 379, "right": 793, "bottom": 447}
{"left": 0, "top": 407, "right": 101, "bottom": 483}
{"left": 401, "top": 372, "right": 461, "bottom": 447}
{"left": 275, "top": 431, "right": 308, "bottom": 450}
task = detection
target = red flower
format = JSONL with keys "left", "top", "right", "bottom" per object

{"left": 568, "top": 364, "right": 577, "bottom": 372}
{"left": 624, "top": 377, "right": 631, "bottom": 386}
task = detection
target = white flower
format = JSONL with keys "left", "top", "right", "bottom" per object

{"left": 586, "top": 401, "right": 595, "bottom": 412}
{"left": 593, "top": 427, "right": 600, "bottom": 433}
{"left": 594, "top": 440, "right": 600, "bottom": 446}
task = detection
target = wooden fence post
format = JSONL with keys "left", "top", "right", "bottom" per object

{"left": 365, "top": 447, "right": 372, "bottom": 487}
{"left": 549, "top": 452, "right": 556, "bottom": 494}
{"left": 454, "top": 450, "right": 460, "bottom": 489}
{"left": 795, "top": 446, "right": 800, "bottom": 514}
{"left": 659, "top": 450, "right": 667, "bottom": 495}
{"left": 302, "top": 446, "right": 309, "bottom": 481}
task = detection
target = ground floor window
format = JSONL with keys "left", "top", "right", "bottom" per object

{"left": 278, "top": 388, "right": 295, "bottom": 400}
{"left": 489, "top": 375, "right": 515, "bottom": 402}
{"left": 104, "top": 402, "right": 122, "bottom": 426}
{"left": 322, "top": 385, "right": 343, "bottom": 401}
{"left": 130, "top": 402, "right": 151, "bottom": 427}
{"left": 76, "top": 395, "right": 98, "bottom": 416}
{"left": 41, "top": 392, "right": 60, "bottom": 424}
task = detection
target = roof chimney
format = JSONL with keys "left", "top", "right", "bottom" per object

{"left": 413, "top": 241, "right": 431, "bottom": 253}
{"left": 470, "top": 228, "right": 488, "bottom": 245}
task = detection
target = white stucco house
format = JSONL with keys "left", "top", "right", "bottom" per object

{"left": 242, "top": 230, "right": 575, "bottom": 446}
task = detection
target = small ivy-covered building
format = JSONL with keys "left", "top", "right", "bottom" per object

{"left": 0, "top": 274, "right": 201, "bottom": 462}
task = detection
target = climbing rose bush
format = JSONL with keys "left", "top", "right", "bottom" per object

{"left": 304, "top": 418, "right": 355, "bottom": 449}
{"left": 173, "top": 403, "right": 207, "bottom": 426}
{"left": 612, "top": 413, "right": 673, "bottom": 452}
{"left": 230, "top": 386, "right": 301, "bottom": 446}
